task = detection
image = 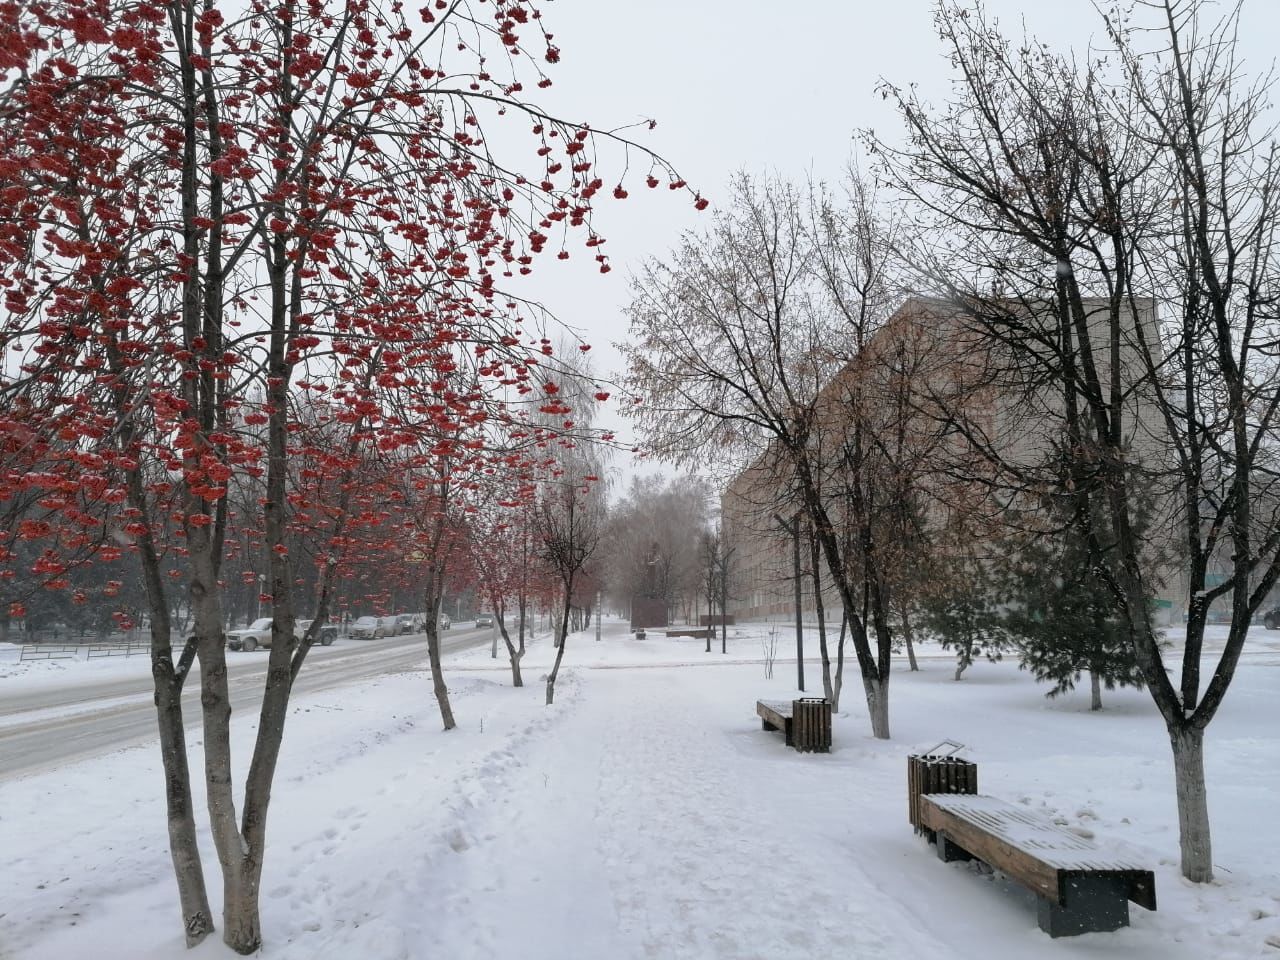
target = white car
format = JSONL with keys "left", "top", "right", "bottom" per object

{"left": 351, "top": 616, "right": 383, "bottom": 640}
{"left": 227, "top": 618, "right": 273, "bottom": 652}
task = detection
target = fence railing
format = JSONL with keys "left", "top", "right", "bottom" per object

{"left": 18, "top": 641, "right": 151, "bottom": 662}
{"left": 86, "top": 642, "right": 150, "bottom": 659}
{"left": 18, "top": 644, "right": 79, "bottom": 662}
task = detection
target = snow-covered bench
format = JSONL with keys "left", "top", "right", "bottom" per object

{"left": 916, "top": 791, "right": 1157, "bottom": 936}
{"left": 755, "top": 698, "right": 831, "bottom": 753}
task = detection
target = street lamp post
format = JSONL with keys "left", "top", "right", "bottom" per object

{"left": 595, "top": 591, "right": 602, "bottom": 641}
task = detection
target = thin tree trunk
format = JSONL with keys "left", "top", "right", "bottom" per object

{"left": 705, "top": 592, "right": 712, "bottom": 653}
{"left": 1090, "top": 669, "right": 1103, "bottom": 711}
{"left": 154, "top": 638, "right": 212, "bottom": 944}
{"left": 222, "top": 237, "right": 305, "bottom": 952}
{"left": 517, "top": 593, "right": 527, "bottom": 652}
{"left": 833, "top": 612, "right": 847, "bottom": 712}
{"left": 181, "top": 487, "right": 251, "bottom": 952}
{"left": 128, "top": 463, "right": 213, "bottom": 945}
{"left": 546, "top": 591, "right": 571, "bottom": 705}
{"left": 900, "top": 599, "right": 919, "bottom": 672}
{"left": 810, "top": 534, "right": 833, "bottom": 702}
{"left": 1170, "top": 725, "right": 1212, "bottom": 882}
{"left": 425, "top": 620, "right": 456, "bottom": 730}
{"left": 495, "top": 599, "right": 524, "bottom": 688}
{"left": 720, "top": 582, "right": 727, "bottom": 654}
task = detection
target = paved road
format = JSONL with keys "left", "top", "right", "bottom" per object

{"left": 0, "top": 627, "right": 493, "bottom": 780}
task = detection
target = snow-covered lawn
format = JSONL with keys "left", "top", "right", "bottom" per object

{"left": 2, "top": 621, "right": 1277, "bottom": 959}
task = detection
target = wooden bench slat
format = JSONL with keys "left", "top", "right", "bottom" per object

{"left": 920, "top": 794, "right": 1156, "bottom": 911}
{"left": 923, "top": 795, "right": 1146, "bottom": 871}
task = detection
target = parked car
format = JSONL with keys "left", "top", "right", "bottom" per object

{"left": 395, "top": 613, "right": 417, "bottom": 635}
{"left": 296, "top": 619, "right": 337, "bottom": 646}
{"left": 439, "top": 613, "right": 452, "bottom": 631}
{"left": 351, "top": 615, "right": 383, "bottom": 640}
{"left": 474, "top": 613, "right": 494, "bottom": 629}
{"left": 227, "top": 618, "right": 273, "bottom": 652}
{"left": 378, "top": 615, "right": 399, "bottom": 637}
{"left": 1262, "top": 606, "right": 1280, "bottom": 630}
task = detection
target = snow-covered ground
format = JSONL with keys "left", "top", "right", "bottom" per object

{"left": 2, "top": 621, "right": 1277, "bottom": 959}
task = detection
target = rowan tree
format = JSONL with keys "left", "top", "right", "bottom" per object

{"left": 0, "top": 0, "right": 691, "bottom": 950}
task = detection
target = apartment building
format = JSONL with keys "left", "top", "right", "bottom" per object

{"left": 721, "top": 296, "right": 1188, "bottom": 627}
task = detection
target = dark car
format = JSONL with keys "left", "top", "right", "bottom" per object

{"left": 1262, "top": 606, "right": 1280, "bottom": 630}
{"left": 474, "top": 614, "right": 494, "bottom": 629}
{"left": 297, "top": 619, "right": 337, "bottom": 646}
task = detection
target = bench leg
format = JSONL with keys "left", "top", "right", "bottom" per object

{"left": 783, "top": 719, "right": 793, "bottom": 748}
{"left": 761, "top": 718, "right": 777, "bottom": 732}
{"left": 935, "top": 831, "right": 973, "bottom": 863}
{"left": 1037, "top": 876, "right": 1130, "bottom": 937}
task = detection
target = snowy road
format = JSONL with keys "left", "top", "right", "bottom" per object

{"left": 0, "top": 627, "right": 492, "bottom": 779}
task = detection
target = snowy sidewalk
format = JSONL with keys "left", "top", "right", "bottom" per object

{"left": 420, "top": 666, "right": 956, "bottom": 960}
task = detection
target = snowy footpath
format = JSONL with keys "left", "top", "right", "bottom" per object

{"left": 2, "top": 622, "right": 1278, "bottom": 959}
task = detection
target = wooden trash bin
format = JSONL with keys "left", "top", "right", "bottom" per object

{"left": 791, "top": 697, "right": 831, "bottom": 753}
{"left": 908, "top": 748, "right": 977, "bottom": 834}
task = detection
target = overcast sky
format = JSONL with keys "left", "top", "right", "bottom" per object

{"left": 506, "top": 0, "right": 1277, "bottom": 485}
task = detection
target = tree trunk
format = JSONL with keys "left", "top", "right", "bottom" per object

{"left": 810, "top": 535, "right": 833, "bottom": 702}
{"left": 154, "top": 662, "right": 213, "bottom": 945}
{"left": 219, "top": 868, "right": 261, "bottom": 955}
{"left": 1170, "top": 724, "right": 1213, "bottom": 882}
{"left": 953, "top": 639, "right": 973, "bottom": 681}
{"left": 705, "top": 592, "right": 712, "bottom": 653}
{"left": 832, "top": 612, "right": 847, "bottom": 712}
{"left": 863, "top": 673, "right": 890, "bottom": 739}
{"left": 425, "top": 622, "right": 455, "bottom": 730}
{"left": 900, "top": 599, "right": 919, "bottom": 672}
{"left": 1090, "top": 669, "right": 1103, "bottom": 711}
{"left": 790, "top": 517, "right": 805, "bottom": 692}
{"left": 545, "top": 594, "right": 571, "bottom": 705}
{"left": 518, "top": 595, "right": 527, "bottom": 653}
{"left": 186, "top": 536, "right": 250, "bottom": 954}
{"left": 496, "top": 608, "right": 524, "bottom": 688}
